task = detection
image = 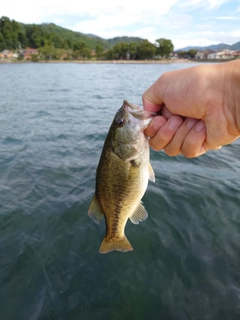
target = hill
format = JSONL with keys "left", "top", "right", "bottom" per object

{"left": 0, "top": 16, "right": 145, "bottom": 51}
{"left": 177, "top": 42, "right": 240, "bottom": 52}
{"left": 28, "top": 24, "right": 144, "bottom": 49}
{"left": 37, "top": 23, "right": 109, "bottom": 49}
{"left": 19, "top": 21, "right": 109, "bottom": 49}
{"left": 230, "top": 42, "right": 240, "bottom": 50}
{"left": 106, "top": 36, "right": 144, "bottom": 47}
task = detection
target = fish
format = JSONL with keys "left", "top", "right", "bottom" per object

{"left": 88, "top": 100, "right": 155, "bottom": 254}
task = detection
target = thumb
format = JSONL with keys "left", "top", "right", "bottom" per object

{"left": 142, "top": 88, "right": 165, "bottom": 113}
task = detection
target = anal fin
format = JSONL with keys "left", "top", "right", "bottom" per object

{"left": 130, "top": 202, "right": 148, "bottom": 225}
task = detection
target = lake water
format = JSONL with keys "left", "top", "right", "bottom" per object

{"left": 0, "top": 62, "right": 240, "bottom": 320}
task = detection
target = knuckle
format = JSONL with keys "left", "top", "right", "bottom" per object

{"left": 150, "top": 129, "right": 174, "bottom": 151}
{"left": 149, "top": 139, "right": 164, "bottom": 151}
{"left": 164, "top": 146, "right": 180, "bottom": 156}
{"left": 182, "top": 149, "right": 198, "bottom": 158}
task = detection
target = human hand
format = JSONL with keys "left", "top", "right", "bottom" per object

{"left": 142, "top": 60, "right": 240, "bottom": 158}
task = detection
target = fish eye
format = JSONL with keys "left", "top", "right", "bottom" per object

{"left": 116, "top": 117, "right": 124, "bottom": 126}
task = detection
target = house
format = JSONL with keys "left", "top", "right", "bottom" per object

{"left": 195, "top": 51, "right": 204, "bottom": 60}
{"left": 23, "top": 48, "right": 38, "bottom": 59}
{"left": 203, "top": 49, "right": 215, "bottom": 58}
{"left": 195, "top": 50, "right": 215, "bottom": 60}
{"left": 207, "top": 50, "right": 237, "bottom": 60}
{"left": 235, "top": 51, "right": 240, "bottom": 59}
{"left": 12, "top": 52, "right": 19, "bottom": 58}
{"left": 232, "top": 51, "right": 240, "bottom": 59}
{"left": 0, "top": 50, "right": 13, "bottom": 59}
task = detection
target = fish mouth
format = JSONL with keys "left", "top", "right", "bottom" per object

{"left": 123, "top": 100, "right": 156, "bottom": 129}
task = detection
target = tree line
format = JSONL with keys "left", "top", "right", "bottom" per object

{"left": 104, "top": 39, "right": 174, "bottom": 60}
{"left": 0, "top": 16, "right": 174, "bottom": 61}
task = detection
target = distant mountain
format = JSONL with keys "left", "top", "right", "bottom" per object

{"left": 106, "top": 36, "right": 144, "bottom": 47}
{"left": 26, "top": 22, "right": 109, "bottom": 49}
{"left": 230, "top": 42, "right": 240, "bottom": 50}
{"left": 0, "top": 16, "right": 150, "bottom": 56}
{"left": 19, "top": 21, "right": 145, "bottom": 49}
{"left": 177, "top": 42, "right": 240, "bottom": 52}
{"left": 3, "top": 15, "right": 239, "bottom": 54}
{"left": 17, "top": 20, "right": 145, "bottom": 50}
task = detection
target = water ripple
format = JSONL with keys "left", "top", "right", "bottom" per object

{"left": 0, "top": 63, "right": 240, "bottom": 320}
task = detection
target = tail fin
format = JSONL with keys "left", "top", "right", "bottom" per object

{"left": 99, "top": 235, "right": 133, "bottom": 254}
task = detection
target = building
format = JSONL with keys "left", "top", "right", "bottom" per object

{"left": 195, "top": 50, "right": 215, "bottom": 60}
{"left": 12, "top": 52, "right": 19, "bottom": 58}
{"left": 23, "top": 48, "right": 38, "bottom": 59}
{"left": 195, "top": 51, "right": 204, "bottom": 60}
{"left": 0, "top": 50, "right": 13, "bottom": 59}
{"left": 235, "top": 51, "right": 240, "bottom": 59}
{"left": 207, "top": 50, "right": 237, "bottom": 60}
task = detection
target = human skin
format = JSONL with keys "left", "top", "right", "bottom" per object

{"left": 142, "top": 60, "right": 240, "bottom": 158}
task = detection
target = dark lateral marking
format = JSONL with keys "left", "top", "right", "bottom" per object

{"left": 108, "top": 201, "right": 122, "bottom": 237}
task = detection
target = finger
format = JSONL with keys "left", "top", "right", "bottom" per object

{"left": 162, "top": 104, "right": 175, "bottom": 119}
{"left": 142, "top": 98, "right": 163, "bottom": 113}
{"left": 162, "top": 104, "right": 186, "bottom": 121}
{"left": 164, "top": 118, "right": 199, "bottom": 156}
{"left": 145, "top": 116, "right": 167, "bottom": 137}
{"left": 149, "top": 116, "right": 184, "bottom": 150}
{"left": 181, "top": 120, "right": 206, "bottom": 158}
{"left": 142, "top": 83, "right": 164, "bottom": 112}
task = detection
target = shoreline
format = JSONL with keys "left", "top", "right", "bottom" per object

{"left": 0, "top": 59, "right": 193, "bottom": 64}
{"left": 0, "top": 58, "right": 232, "bottom": 65}
{"left": 45, "top": 59, "right": 193, "bottom": 64}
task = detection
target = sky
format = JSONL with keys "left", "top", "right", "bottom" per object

{"left": 1, "top": 0, "right": 240, "bottom": 49}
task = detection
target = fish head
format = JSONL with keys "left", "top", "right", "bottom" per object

{"left": 111, "top": 100, "right": 155, "bottom": 161}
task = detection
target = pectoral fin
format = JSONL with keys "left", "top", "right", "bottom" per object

{"left": 88, "top": 194, "right": 104, "bottom": 224}
{"left": 130, "top": 202, "right": 148, "bottom": 225}
{"left": 148, "top": 163, "right": 155, "bottom": 182}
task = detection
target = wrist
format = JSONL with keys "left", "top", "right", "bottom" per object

{"left": 231, "top": 60, "right": 240, "bottom": 136}
{"left": 217, "top": 60, "right": 240, "bottom": 138}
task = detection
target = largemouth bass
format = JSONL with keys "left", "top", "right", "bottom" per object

{"left": 88, "top": 100, "right": 155, "bottom": 254}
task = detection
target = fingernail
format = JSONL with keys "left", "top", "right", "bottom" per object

{"left": 186, "top": 118, "right": 198, "bottom": 129}
{"left": 195, "top": 121, "right": 205, "bottom": 132}
{"left": 169, "top": 117, "right": 182, "bottom": 131}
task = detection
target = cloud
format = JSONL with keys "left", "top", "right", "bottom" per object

{"left": 207, "top": 0, "right": 231, "bottom": 9}
{"left": 66, "top": 1, "right": 178, "bottom": 41}
{"left": 178, "top": 0, "right": 231, "bottom": 11}
{"left": 229, "top": 30, "right": 240, "bottom": 37}
{"left": 0, "top": 0, "right": 178, "bottom": 42}
{"left": 174, "top": 28, "right": 240, "bottom": 49}
{"left": 0, "top": 0, "right": 177, "bottom": 23}
{"left": 214, "top": 16, "right": 239, "bottom": 20}
{"left": 1, "top": 0, "right": 239, "bottom": 50}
